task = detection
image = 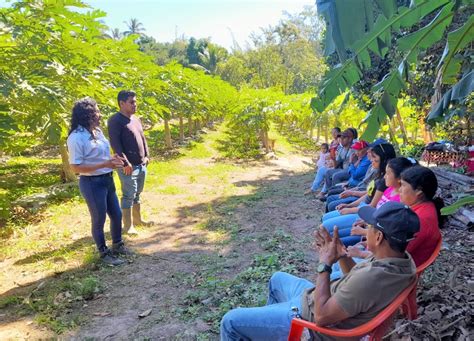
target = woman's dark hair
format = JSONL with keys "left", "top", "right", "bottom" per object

{"left": 347, "top": 127, "right": 358, "bottom": 139}
{"left": 401, "top": 166, "right": 445, "bottom": 226}
{"left": 332, "top": 127, "right": 341, "bottom": 133}
{"left": 69, "top": 97, "right": 99, "bottom": 137}
{"left": 321, "top": 143, "right": 329, "bottom": 150}
{"left": 387, "top": 157, "right": 416, "bottom": 178}
{"left": 371, "top": 143, "right": 396, "bottom": 177}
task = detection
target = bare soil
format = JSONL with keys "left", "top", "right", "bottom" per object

{"left": 0, "top": 133, "right": 471, "bottom": 340}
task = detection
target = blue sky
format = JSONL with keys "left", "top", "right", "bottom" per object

{"left": 83, "top": 0, "right": 316, "bottom": 49}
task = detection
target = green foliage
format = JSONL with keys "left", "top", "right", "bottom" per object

{"left": 441, "top": 195, "right": 474, "bottom": 215}
{"left": 216, "top": 6, "right": 326, "bottom": 94}
{"left": 427, "top": 71, "right": 474, "bottom": 123}
{"left": 0, "top": 0, "right": 240, "bottom": 182}
{"left": 314, "top": 0, "right": 473, "bottom": 139}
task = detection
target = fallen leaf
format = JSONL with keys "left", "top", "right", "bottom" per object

{"left": 138, "top": 309, "right": 152, "bottom": 318}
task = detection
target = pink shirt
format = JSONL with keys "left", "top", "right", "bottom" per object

{"left": 376, "top": 186, "right": 400, "bottom": 208}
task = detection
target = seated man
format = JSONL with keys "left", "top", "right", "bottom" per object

{"left": 325, "top": 140, "right": 371, "bottom": 196}
{"left": 220, "top": 202, "right": 419, "bottom": 341}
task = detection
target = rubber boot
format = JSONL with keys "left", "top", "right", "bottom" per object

{"left": 132, "top": 204, "right": 154, "bottom": 227}
{"left": 122, "top": 208, "right": 138, "bottom": 235}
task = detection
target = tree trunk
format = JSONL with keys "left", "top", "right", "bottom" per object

{"left": 324, "top": 124, "right": 329, "bottom": 143}
{"left": 316, "top": 123, "right": 321, "bottom": 143}
{"left": 421, "top": 108, "right": 433, "bottom": 143}
{"left": 395, "top": 108, "right": 409, "bottom": 145}
{"left": 188, "top": 117, "right": 193, "bottom": 136}
{"left": 260, "top": 129, "right": 270, "bottom": 152}
{"left": 164, "top": 119, "right": 172, "bottom": 149}
{"left": 179, "top": 114, "right": 184, "bottom": 142}
{"left": 196, "top": 119, "right": 201, "bottom": 131}
{"left": 59, "top": 142, "right": 77, "bottom": 183}
{"left": 387, "top": 118, "right": 400, "bottom": 154}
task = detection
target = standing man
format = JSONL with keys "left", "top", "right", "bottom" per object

{"left": 108, "top": 90, "right": 154, "bottom": 235}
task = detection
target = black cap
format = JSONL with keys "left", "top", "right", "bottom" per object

{"left": 358, "top": 202, "right": 420, "bottom": 244}
{"left": 368, "top": 138, "right": 388, "bottom": 148}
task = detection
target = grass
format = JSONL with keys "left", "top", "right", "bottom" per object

{"left": 0, "top": 121, "right": 308, "bottom": 336}
{"left": 0, "top": 156, "right": 64, "bottom": 225}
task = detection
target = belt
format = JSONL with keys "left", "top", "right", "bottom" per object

{"left": 81, "top": 172, "right": 113, "bottom": 178}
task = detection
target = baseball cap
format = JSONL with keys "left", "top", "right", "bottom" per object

{"left": 351, "top": 140, "right": 369, "bottom": 150}
{"left": 369, "top": 138, "right": 388, "bottom": 148}
{"left": 358, "top": 202, "right": 420, "bottom": 244}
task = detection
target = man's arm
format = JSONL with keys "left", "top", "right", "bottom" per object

{"left": 107, "top": 117, "right": 129, "bottom": 164}
{"left": 313, "top": 227, "right": 351, "bottom": 326}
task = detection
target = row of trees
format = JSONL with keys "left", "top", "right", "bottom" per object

{"left": 0, "top": 0, "right": 236, "bottom": 180}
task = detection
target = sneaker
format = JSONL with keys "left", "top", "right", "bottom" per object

{"left": 111, "top": 241, "right": 134, "bottom": 256}
{"left": 100, "top": 250, "right": 125, "bottom": 266}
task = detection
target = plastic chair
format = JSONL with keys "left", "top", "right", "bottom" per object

{"left": 401, "top": 237, "right": 443, "bottom": 320}
{"left": 287, "top": 279, "right": 417, "bottom": 341}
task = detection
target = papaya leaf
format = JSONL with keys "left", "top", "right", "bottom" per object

{"left": 440, "top": 195, "right": 474, "bottom": 215}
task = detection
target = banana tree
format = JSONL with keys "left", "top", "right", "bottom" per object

{"left": 314, "top": 0, "right": 474, "bottom": 141}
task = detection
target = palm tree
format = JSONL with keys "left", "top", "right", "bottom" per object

{"left": 124, "top": 18, "right": 145, "bottom": 36}
{"left": 110, "top": 28, "right": 122, "bottom": 40}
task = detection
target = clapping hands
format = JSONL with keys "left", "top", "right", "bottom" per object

{"left": 314, "top": 226, "right": 347, "bottom": 266}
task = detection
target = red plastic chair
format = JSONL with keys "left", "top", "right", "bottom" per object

{"left": 401, "top": 237, "right": 443, "bottom": 320}
{"left": 287, "top": 279, "right": 417, "bottom": 341}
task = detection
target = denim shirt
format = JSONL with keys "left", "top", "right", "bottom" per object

{"left": 67, "top": 125, "right": 112, "bottom": 176}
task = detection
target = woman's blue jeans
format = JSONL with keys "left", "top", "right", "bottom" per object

{"left": 220, "top": 272, "right": 314, "bottom": 341}
{"left": 117, "top": 164, "right": 147, "bottom": 209}
{"left": 326, "top": 195, "right": 359, "bottom": 212}
{"left": 321, "top": 203, "right": 367, "bottom": 247}
{"left": 311, "top": 166, "right": 327, "bottom": 192}
{"left": 79, "top": 174, "right": 122, "bottom": 252}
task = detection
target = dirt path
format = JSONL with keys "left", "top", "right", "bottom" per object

{"left": 70, "top": 156, "right": 322, "bottom": 340}
{"left": 0, "top": 129, "right": 325, "bottom": 340}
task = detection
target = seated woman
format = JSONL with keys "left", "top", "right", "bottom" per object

{"left": 322, "top": 156, "right": 415, "bottom": 247}
{"left": 325, "top": 139, "right": 388, "bottom": 212}
{"left": 330, "top": 166, "right": 443, "bottom": 280}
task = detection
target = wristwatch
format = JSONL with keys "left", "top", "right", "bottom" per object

{"left": 317, "top": 263, "right": 332, "bottom": 274}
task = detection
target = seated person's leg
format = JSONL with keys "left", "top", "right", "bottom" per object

{"left": 327, "top": 196, "right": 358, "bottom": 212}
{"left": 221, "top": 302, "right": 297, "bottom": 341}
{"left": 332, "top": 169, "right": 350, "bottom": 185}
{"left": 322, "top": 214, "right": 360, "bottom": 231}
{"left": 323, "top": 168, "right": 338, "bottom": 193}
{"left": 221, "top": 272, "right": 314, "bottom": 341}
{"left": 321, "top": 209, "right": 341, "bottom": 223}
{"left": 326, "top": 185, "right": 344, "bottom": 196}
{"left": 311, "top": 167, "right": 327, "bottom": 192}
{"left": 341, "top": 235, "right": 363, "bottom": 247}
{"left": 267, "top": 271, "right": 314, "bottom": 305}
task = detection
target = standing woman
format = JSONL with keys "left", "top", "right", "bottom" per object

{"left": 67, "top": 98, "right": 131, "bottom": 266}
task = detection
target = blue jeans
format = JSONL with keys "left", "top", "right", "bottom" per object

{"left": 326, "top": 195, "right": 359, "bottom": 212}
{"left": 117, "top": 164, "right": 147, "bottom": 209}
{"left": 220, "top": 272, "right": 314, "bottom": 341}
{"left": 311, "top": 167, "right": 327, "bottom": 192}
{"left": 324, "top": 168, "right": 350, "bottom": 191}
{"left": 79, "top": 174, "right": 122, "bottom": 252}
{"left": 322, "top": 204, "right": 367, "bottom": 247}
